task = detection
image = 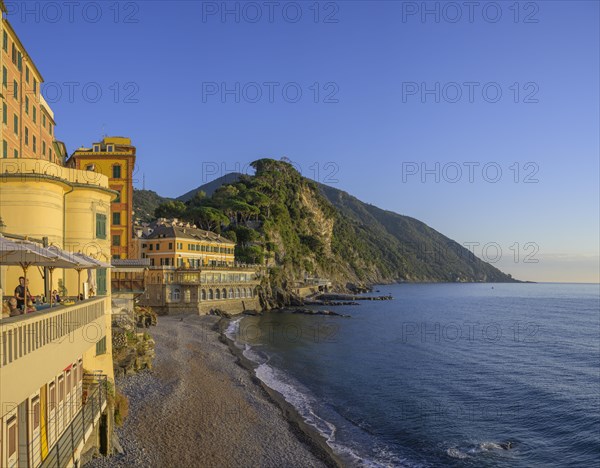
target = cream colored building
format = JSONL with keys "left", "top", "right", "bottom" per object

{"left": 0, "top": 2, "right": 116, "bottom": 466}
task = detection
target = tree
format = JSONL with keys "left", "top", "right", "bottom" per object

{"left": 155, "top": 200, "right": 187, "bottom": 219}
{"left": 188, "top": 207, "right": 230, "bottom": 232}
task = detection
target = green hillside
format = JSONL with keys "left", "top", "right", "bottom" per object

{"left": 139, "top": 159, "right": 516, "bottom": 290}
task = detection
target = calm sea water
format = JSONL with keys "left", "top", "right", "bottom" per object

{"left": 227, "top": 283, "right": 600, "bottom": 467}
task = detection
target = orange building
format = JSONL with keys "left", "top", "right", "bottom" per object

{"left": 1, "top": 14, "right": 57, "bottom": 162}
{"left": 66, "top": 137, "right": 136, "bottom": 259}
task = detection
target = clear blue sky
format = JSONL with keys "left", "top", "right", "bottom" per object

{"left": 8, "top": 1, "right": 599, "bottom": 282}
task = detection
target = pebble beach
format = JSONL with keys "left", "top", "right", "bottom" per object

{"left": 85, "top": 314, "right": 335, "bottom": 468}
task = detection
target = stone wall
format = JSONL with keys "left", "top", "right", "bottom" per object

{"left": 151, "top": 297, "right": 261, "bottom": 316}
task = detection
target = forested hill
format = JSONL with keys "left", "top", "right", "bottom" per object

{"left": 134, "top": 159, "right": 516, "bottom": 288}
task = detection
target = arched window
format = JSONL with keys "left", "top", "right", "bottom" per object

{"left": 201, "top": 290, "right": 207, "bottom": 301}
{"left": 222, "top": 288, "right": 227, "bottom": 299}
{"left": 229, "top": 288, "right": 234, "bottom": 299}
{"left": 235, "top": 288, "right": 240, "bottom": 298}
{"left": 173, "top": 288, "right": 181, "bottom": 301}
{"left": 208, "top": 289, "right": 214, "bottom": 300}
{"left": 215, "top": 289, "right": 220, "bottom": 300}
{"left": 112, "top": 164, "right": 122, "bottom": 179}
{"left": 241, "top": 288, "right": 246, "bottom": 298}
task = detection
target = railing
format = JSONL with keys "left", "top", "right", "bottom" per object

{"left": 0, "top": 298, "right": 105, "bottom": 368}
{"left": 111, "top": 279, "right": 145, "bottom": 293}
{"left": 40, "top": 374, "right": 107, "bottom": 468}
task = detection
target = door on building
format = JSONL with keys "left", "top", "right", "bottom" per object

{"left": 29, "top": 393, "right": 41, "bottom": 467}
{"left": 5, "top": 412, "right": 18, "bottom": 468}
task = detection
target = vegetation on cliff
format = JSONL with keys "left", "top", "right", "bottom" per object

{"left": 139, "top": 159, "right": 516, "bottom": 290}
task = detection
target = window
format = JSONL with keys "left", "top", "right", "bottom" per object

{"left": 33, "top": 79, "right": 37, "bottom": 95}
{"left": 93, "top": 144, "right": 100, "bottom": 152}
{"left": 149, "top": 244, "right": 153, "bottom": 251}
{"left": 13, "top": 79, "right": 17, "bottom": 99}
{"left": 42, "top": 141, "right": 46, "bottom": 156}
{"left": 114, "top": 190, "right": 121, "bottom": 203}
{"left": 2, "top": 31, "right": 7, "bottom": 52}
{"left": 3, "top": 140, "right": 7, "bottom": 158}
{"left": 113, "top": 234, "right": 121, "bottom": 247}
{"left": 112, "top": 212, "right": 121, "bottom": 226}
{"left": 7, "top": 417, "right": 17, "bottom": 458}
{"left": 33, "top": 136, "right": 37, "bottom": 153}
{"left": 107, "top": 145, "right": 114, "bottom": 152}
{"left": 13, "top": 114, "right": 18, "bottom": 135}
{"left": 25, "top": 96, "right": 29, "bottom": 114}
{"left": 25, "top": 66, "right": 29, "bottom": 83}
{"left": 2, "top": 66, "right": 7, "bottom": 88}
{"left": 14, "top": 149, "right": 18, "bottom": 158}
{"left": 11, "top": 43, "right": 16, "bottom": 63}
{"left": 112, "top": 164, "right": 122, "bottom": 179}
{"left": 33, "top": 106, "right": 36, "bottom": 123}
{"left": 96, "top": 336, "right": 107, "bottom": 355}
{"left": 17, "top": 51, "right": 22, "bottom": 71}
{"left": 96, "top": 213, "right": 107, "bottom": 239}
{"left": 24, "top": 127, "right": 28, "bottom": 145}
{"left": 42, "top": 113, "right": 46, "bottom": 127}
{"left": 2, "top": 102, "right": 6, "bottom": 124}
{"left": 168, "top": 242, "right": 173, "bottom": 249}
{"left": 155, "top": 243, "right": 160, "bottom": 250}
{"left": 113, "top": 254, "right": 120, "bottom": 260}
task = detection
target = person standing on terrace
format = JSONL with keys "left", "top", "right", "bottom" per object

{"left": 14, "top": 277, "right": 34, "bottom": 310}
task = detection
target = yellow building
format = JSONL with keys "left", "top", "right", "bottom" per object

{"left": 140, "top": 222, "right": 236, "bottom": 268}
{"left": 66, "top": 137, "right": 136, "bottom": 260}
{"left": 0, "top": 3, "right": 116, "bottom": 466}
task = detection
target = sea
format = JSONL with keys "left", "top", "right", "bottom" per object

{"left": 226, "top": 283, "right": 600, "bottom": 467}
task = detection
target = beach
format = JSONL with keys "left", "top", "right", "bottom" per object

{"left": 86, "top": 314, "right": 336, "bottom": 468}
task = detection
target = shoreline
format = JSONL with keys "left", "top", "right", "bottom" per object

{"left": 85, "top": 314, "right": 339, "bottom": 468}
{"left": 218, "top": 318, "right": 344, "bottom": 468}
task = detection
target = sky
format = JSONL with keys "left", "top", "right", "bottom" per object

{"left": 6, "top": 0, "right": 599, "bottom": 283}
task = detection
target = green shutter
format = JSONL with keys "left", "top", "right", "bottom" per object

{"left": 97, "top": 269, "right": 107, "bottom": 296}
{"left": 96, "top": 213, "right": 107, "bottom": 239}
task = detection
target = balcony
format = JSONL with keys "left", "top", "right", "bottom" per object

{"left": 0, "top": 297, "right": 108, "bottom": 406}
{"left": 40, "top": 373, "right": 108, "bottom": 468}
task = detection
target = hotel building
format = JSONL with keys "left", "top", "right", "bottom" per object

{"left": 0, "top": 2, "right": 116, "bottom": 466}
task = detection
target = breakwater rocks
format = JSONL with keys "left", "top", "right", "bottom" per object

{"left": 306, "top": 300, "right": 360, "bottom": 306}
{"left": 316, "top": 294, "right": 393, "bottom": 301}
{"left": 291, "top": 308, "right": 351, "bottom": 318}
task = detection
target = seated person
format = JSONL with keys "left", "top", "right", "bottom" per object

{"left": 89, "top": 287, "right": 96, "bottom": 298}
{"left": 78, "top": 293, "right": 84, "bottom": 301}
{"left": 7, "top": 297, "right": 20, "bottom": 317}
{"left": 52, "top": 290, "right": 62, "bottom": 304}
{"left": 2, "top": 301, "right": 10, "bottom": 319}
{"left": 25, "top": 299, "right": 37, "bottom": 314}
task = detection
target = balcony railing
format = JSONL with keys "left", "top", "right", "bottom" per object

{"left": 111, "top": 279, "right": 145, "bottom": 293}
{"left": 0, "top": 298, "right": 105, "bottom": 368}
{"left": 40, "top": 374, "right": 108, "bottom": 468}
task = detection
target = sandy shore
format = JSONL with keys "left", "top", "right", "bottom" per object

{"left": 86, "top": 314, "right": 336, "bottom": 468}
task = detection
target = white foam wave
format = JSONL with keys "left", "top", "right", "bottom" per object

{"left": 224, "top": 318, "right": 242, "bottom": 340}
{"left": 446, "top": 448, "right": 469, "bottom": 459}
{"left": 254, "top": 362, "right": 415, "bottom": 468}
